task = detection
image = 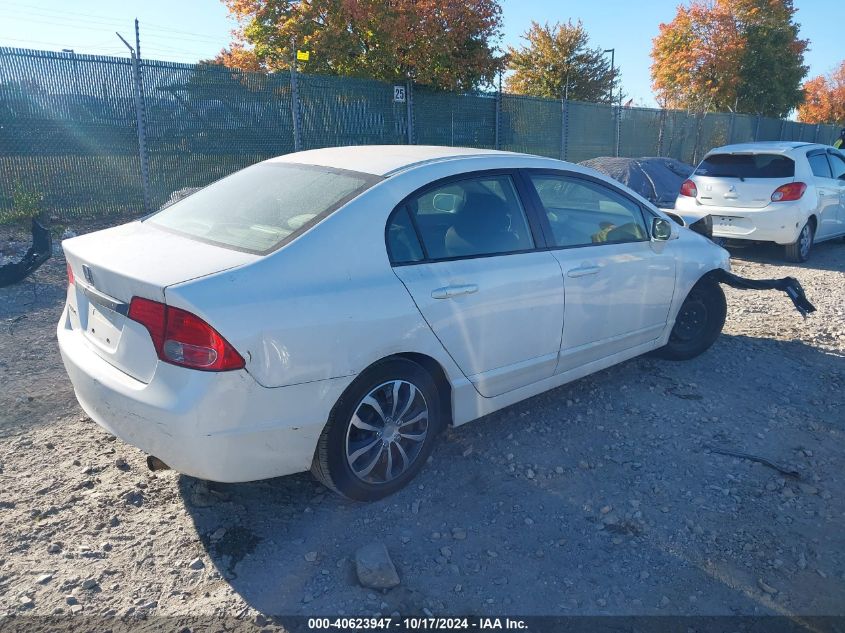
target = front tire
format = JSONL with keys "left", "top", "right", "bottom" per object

{"left": 652, "top": 278, "right": 726, "bottom": 361}
{"left": 311, "top": 358, "right": 442, "bottom": 501}
{"left": 784, "top": 221, "right": 814, "bottom": 263}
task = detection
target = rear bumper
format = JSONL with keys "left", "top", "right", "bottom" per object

{"left": 57, "top": 305, "right": 352, "bottom": 482}
{"left": 672, "top": 200, "right": 806, "bottom": 245}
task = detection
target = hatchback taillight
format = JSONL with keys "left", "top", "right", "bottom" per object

{"left": 66, "top": 263, "right": 74, "bottom": 287}
{"left": 680, "top": 179, "right": 698, "bottom": 197}
{"left": 771, "top": 182, "right": 806, "bottom": 202}
{"left": 128, "top": 297, "right": 245, "bottom": 371}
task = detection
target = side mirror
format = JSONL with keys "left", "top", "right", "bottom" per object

{"left": 651, "top": 217, "right": 673, "bottom": 241}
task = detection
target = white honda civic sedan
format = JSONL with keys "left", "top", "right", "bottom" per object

{"left": 674, "top": 142, "right": 845, "bottom": 262}
{"left": 59, "top": 146, "right": 730, "bottom": 500}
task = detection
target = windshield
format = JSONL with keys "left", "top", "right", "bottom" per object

{"left": 694, "top": 153, "right": 794, "bottom": 179}
{"left": 148, "top": 163, "right": 377, "bottom": 254}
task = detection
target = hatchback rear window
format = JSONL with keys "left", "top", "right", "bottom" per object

{"left": 148, "top": 163, "right": 377, "bottom": 254}
{"left": 695, "top": 153, "right": 794, "bottom": 179}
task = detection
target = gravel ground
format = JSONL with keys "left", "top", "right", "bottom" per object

{"left": 0, "top": 230, "right": 843, "bottom": 626}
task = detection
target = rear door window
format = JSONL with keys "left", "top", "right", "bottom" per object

{"left": 392, "top": 175, "right": 534, "bottom": 261}
{"left": 695, "top": 154, "right": 795, "bottom": 179}
{"left": 148, "top": 163, "right": 377, "bottom": 254}
{"left": 808, "top": 153, "right": 833, "bottom": 178}
{"left": 386, "top": 207, "right": 424, "bottom": 264}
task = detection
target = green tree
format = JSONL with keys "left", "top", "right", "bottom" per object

{"left": 734, "top": 0, "right": 807, "bottom": 117}
{"left": 216, "top": 0, "right": 504, "bottom": 91}
{"left": 651, "top": 0, "right": 807, "bottom": 117}
{"left": 505, "top": 21, "right": 620, "bottom": 102}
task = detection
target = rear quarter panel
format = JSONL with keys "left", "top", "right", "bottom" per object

{"left": 164, "top": 176, "right": 465, "bottom": 390}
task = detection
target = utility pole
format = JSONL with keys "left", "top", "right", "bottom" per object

{"left": 603, "top": 48, "right": 619, "bottom": 157}
{"left": 562, "top": 50, "right": 575, "bottom": 102}
{"left": 117, "top": 29, "right": 151, "bottom": 214}
{"left": 603, "top": 48, "right": 615, "bottom": 105}
{"left": 134, "top": 18, "right": 142, "bottom": 59}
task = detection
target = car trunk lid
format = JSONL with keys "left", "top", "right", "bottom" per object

{"left": 692, "top": 152, "right": 795, "bottom": 209}
{"left": 63, "top": 221, "right": 258, "bottom": 383}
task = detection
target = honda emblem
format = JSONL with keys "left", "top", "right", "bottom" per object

{"left": 82, "top": 264, "right": 94, "bottom": 286}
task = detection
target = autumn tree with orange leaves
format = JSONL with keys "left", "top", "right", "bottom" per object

{"left": 215, "top": 0, "right": 504, "bottom": 91}
{"left": 651, "top": 0, "right": 807, "bottom": 117}
{"left": 798, "top": 62, "right": 845, "bottom": 125}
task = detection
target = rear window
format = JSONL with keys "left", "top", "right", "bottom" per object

{"left": 148, "top": 163, "right": 377, "bottom": 254}
{"left": 695, "top": 153, "right": 794, "bottom": 179}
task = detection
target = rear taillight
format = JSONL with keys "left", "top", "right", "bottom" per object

{"left": 680, "top": 179, "right": 698, "bottom": 197}
{"left": 128, "top": 297, "right": 244, "bottom": 371}
{"left": 128, "top": 297, "right": 166, "bottom": 352}
{"left": 66, "top": 263, "right": 74, "bottom": 287}
{"left": 771, "top": 182, "right": 806, "bottom": 202}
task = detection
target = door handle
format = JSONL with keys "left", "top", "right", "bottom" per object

{"left": 431, "top": 284, "right": 478, "bottom": 299}
{"left": 567, "top": 266, "right": 600, "bottom": 278}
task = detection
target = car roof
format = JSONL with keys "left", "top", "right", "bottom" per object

{"left": 266, "top": 145, "right": 541, "bottom": 177}
{"left": 705, "top": 141, "right": 824, "bottom": 156}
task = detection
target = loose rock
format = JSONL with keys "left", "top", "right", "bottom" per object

{"left": 355, "top": 543, "right": 400, "bottom": 590}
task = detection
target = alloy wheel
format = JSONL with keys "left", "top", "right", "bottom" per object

{"left": 345, "top": 380, "right": 429, "bottom": 484}
{"left": 799, "top": 224, "right": 812, "bottom": 260}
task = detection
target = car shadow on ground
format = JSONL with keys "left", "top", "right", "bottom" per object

{"left": 178, "top": 333, "right": 845, "bottom": 619}
{"left": 726, "top": 238, "right": 844, "bottom": 273}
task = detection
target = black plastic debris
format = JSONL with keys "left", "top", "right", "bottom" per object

{"left": 710, "top": 269, "right": 817, "bottom": 319}
{"left": 0, "top": 219, "right": 52, "bottom": 288}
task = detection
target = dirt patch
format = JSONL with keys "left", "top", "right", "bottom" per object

{"left": 0, "top": 233, "right": 843, "bottom": 621}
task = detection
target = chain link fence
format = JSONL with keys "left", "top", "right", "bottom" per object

{"left": 1, "top": 47, "right": 841, "bottom": 221}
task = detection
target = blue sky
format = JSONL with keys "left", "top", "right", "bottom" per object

{"left": 0, "top": 0, "right": 841, "bottom": 106}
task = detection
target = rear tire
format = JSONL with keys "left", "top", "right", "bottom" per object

{"left": 784, "top": 220, "right": 814, "bottom": 263}
{"left": 652, "top": 278, "right": 726, "bottom": 361}
{"left": 311, "top": 358, "right": 442, "bottom": 501}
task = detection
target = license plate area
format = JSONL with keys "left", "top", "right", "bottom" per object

{"left": 712, "top": 215, "right": 755, "bottom": 236}
{"left": 84, "top": 301, "right": 124, "bottom": 353}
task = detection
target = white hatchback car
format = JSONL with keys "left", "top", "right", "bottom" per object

{"left": 674, "top": 142, "right": 845, "bottom": 262}
{"left": 59, "top": 146, "right": 730, "bottom": 500}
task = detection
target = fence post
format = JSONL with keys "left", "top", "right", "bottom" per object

{"left": 614, "top": 104, "right": 621, "bottom": 157}
{"left": 779, "top": 119, "right": 786, "bottom": 141}
{"left": 129, "top": 53, "right": 151, "bottom": 214}
{"left": 560, "top": 98, "right": 569, "bottom": 161}
{"left": 728, "top": 112, "right": 736, "bottom": 145}
{"left": 656, "top": 109, "right": 665, "bottom": 157}
{"left": 754, "top": 114, "right": 762, "bottom": 141}
{"left": 495, "top": 77, "right": 501, "bottom": 151}
{"left": 289, "top": 65, "right": 302, "bottom": 152}
{"left": 133, "top": 21, "right": 151, "bottom": 215}
{"left": 814, "top": 124, "right": 820, "bottom": 144}
{"left": 406, "top": 80, "right": 414, "bottom": 145}
{"left": 692, "top": 112, "right": 705, "bottom": 165}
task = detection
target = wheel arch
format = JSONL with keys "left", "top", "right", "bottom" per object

{"left": 326, "top": 352, "right": 455, "bottom": 433}
{"left": 381, "top": 352, "right": 454, "bottom": 427}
